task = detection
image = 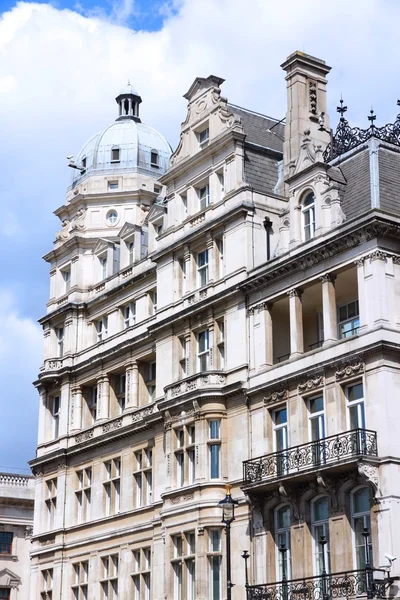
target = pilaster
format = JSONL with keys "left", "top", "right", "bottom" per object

{"left": 288, "top": 288, "right": 304, "bottom": 357}
{"left": 320, "top": 273, "right": 338, "bottom": 345}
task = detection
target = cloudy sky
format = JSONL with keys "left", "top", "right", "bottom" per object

{"left": 0, "top": 0, "right": 399, "bottom": 472}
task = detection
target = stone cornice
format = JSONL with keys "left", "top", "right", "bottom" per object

{"left": 241, "top": 212, "right": 400, "bottom": 293}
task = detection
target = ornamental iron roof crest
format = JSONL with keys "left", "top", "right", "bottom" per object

{"left": 323, "top": 99, "right": 400, "bottom": 162}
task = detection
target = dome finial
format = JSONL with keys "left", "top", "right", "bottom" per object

{"left": 115, "top": 82, "right": 142, "bottom": 123}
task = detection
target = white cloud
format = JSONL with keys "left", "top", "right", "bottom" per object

{"left": 1, "top": 0, "right": 400, "bottom": 469}
{"left": 0, "top": 289, "right": 42, "bottom": 470}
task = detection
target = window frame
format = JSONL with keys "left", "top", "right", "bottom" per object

{"left": 198, "top": 184, "right": 210, "bottom": 211}
{"left": 338, "top": 300, "right": 360, "bottom": 339}
{"left": 111, "top": 146, "right": 120, "bottom": 163}
{"left": 208, "top": 420, "right": 221, "bottom": 480}
{"left": 133, "top": 448, "right": 152, "bottom": 508}
{"left": 311, "top": 495, "right": 331, "bottom": 575}
{"left": 197, "top": 329, "right": 210, "bottom": 372}
{"left": 0, "top": 532, "right": 13, "bottom": 555}
{"left": 150, "top": 150, "right": 159, "bottom": 167}
{"left": 275, "top": 504, "right": 291, "bottom": 581}
{"left": 103, "top": 458, "right": 121, "bottom": 517}
{"left": 351, "top": 486, "right": 372, "bottom": 570}
{"left": 301, "top": 192, "right": 316, "bottom": 241}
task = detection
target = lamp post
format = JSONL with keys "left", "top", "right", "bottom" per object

{"left": 219, "top": 485, "right": 239, "bottom": 600}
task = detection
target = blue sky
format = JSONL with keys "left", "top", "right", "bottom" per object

{"left": 1, "top": 0, "right": 399, "bottom": 472}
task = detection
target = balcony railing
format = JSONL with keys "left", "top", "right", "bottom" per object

{"left": 246, "top": 569, "right": 387, "bottom": 600}
{"left": 243, "top": 429, "right": 377, "bottom": 486}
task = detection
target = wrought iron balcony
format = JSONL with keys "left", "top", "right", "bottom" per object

{"left": 246, "top": 568, "right": 387, "bottom": 600}
{"left": 243, "top": 429, "right": 377, "bottom": 486}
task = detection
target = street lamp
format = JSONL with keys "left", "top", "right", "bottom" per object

{"left": 219, "top": 485, "right": 239, "bottom": 600}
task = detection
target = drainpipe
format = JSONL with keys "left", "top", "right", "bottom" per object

{"left": 263, "top": 217, "right": 272, "bottom": 261}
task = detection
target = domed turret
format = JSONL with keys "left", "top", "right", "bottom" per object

{"left": 69, "top": 83, "right": 172, "bottom": 184}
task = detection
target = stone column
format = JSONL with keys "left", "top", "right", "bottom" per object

{"left": 59, "top": 378, "right": 70, "bottom": 437}
{"left": 261, "top": 302, "right": 273, "bottom": 367}
{"left": 206, "top": 233, "right": 214, "bottom": 282}
{"left": 288, "top": 288, "right": 304, "bottom": 357}
{"left": 369, "top": 251, "right": 391, "bottom": 326}
{"left": 96, "top": 375, "right": 109, "bottom": 421}
{"left": 355, "top": 257, "right": 368, "bottom": 332}
{"left": 70, "top": 386, "right": 82, "bottom": 431}
{"left": 37, "top": 387, "right": 48, "bottom": 444}
{"left": 125, "top": 362, "right": 139, "bottom": 409}
{"left": 320, "top": 273, "right": 337, "bottom": 346}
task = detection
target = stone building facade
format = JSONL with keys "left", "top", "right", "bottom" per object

{"left": 30, "top": 53, "right": 400, "bottom": 599}
{"left": 0, "top": 473, "right": 34, "bottom": 599}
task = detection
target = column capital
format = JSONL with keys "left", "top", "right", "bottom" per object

{"left": 287, "top": 288, "right": 303, "bottom": 299}
{"left": 354, "top": 257, "right": 365, "bottom": 267}
{"left": 319, "top": 273, "right": 336, "bottom": 284}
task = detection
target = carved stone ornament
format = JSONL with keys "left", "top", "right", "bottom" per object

{"left": 358, "top": 462, "right": 379, "bottom": 494}
{"left": 132, "top": 404, "right": 156, "bottom": 423}
{"left": 25, "top": 525, "right": 33, "bottom": 540}
{"left": 264, "top": 389, "right": 288, "bottom": 405}
{"left": 368, "top": 250, "right": 387, "bottom": 262}
{"left": 298, "top": 375, "right": 324, "bottom": 393}
{"left": 75, "top": 429, "right": 94, "bottom": 444}
{"left": 287, "top": 288, "right": 302, "bottom": 299}
{"left": 102, "top": 418, "right": 123, "bottom": 433}
{"left": 335, "top": 359, "right": 364, "bottom": 381}
{"left": 170, "top": 493, "right": 194, "bottom": 505}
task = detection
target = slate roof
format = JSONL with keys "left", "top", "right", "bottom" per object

{"left": 228, "top": 104, "right": 284, "bottom": 154}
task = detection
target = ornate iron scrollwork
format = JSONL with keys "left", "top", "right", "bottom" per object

{"left": 243, "top": 429, "right": 377, "bottom": 485}
{"left": 324, "top": 99, "right": 400, "bottom": 162}
{"left": 246, "top": 568, "right": 387, "bottom": 600}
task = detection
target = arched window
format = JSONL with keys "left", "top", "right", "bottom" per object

{"left": 111, "top": 146, "right": 120, "bottom": 163}
{"left": 311, "top": 496, "right": 330, "bottom": 575}
{"left": 275, "top": 505, "right": 291, "bottom": 580}
{"left": 351, "top": 487, "right": 372, "bottom": 569}
{"left": 150, "top": 150, "right": 159, "bottom": 167}
{"left": 302, "top": 192, "right": 316, "bottom": 241}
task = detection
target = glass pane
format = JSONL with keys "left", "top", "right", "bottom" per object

{"left": 211, "top": 556, "right": 221, "bottom": 600}
{"left": 209, "top": 420, "right": 220, "bottom": 439}
{"left": 277, "top": 506, "right": 290, "bottom": 529}
{"left": 210, "top": 445, "right": 220, "bottom": 479}
{"left": 309, "top": 397, "right": 324, "bottom": 413}
{"left": 211, "top": 530, "right": 221, "bottom": 552}
{"left": 354, "top": 488, "right": 370, "bottom": 513}
{"left": 339, "top": 305, "right": 348, "bottom": 322}
{"left": 275, "top": 427, "right": 287, "bottom": 452}
{"left": 311, "top": 416, "right": 324, "bottom": 441}
{"left": 274, "top": 408, "right": 287, "bottom": 425}
{"left": 313, "top": 497, "right": 329, "bottom": 521}
{"left": 347, "top": 383, "right": 363, "bottom": 402}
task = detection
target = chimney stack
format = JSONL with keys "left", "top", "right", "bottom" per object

{"left": 281, "top": 51, "right": 331, "bottom": 179}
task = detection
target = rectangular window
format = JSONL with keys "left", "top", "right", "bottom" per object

{"left": 216, "top": 319, "right": 225, "bottom": 369}
{"left": 181, "top": 193, "right": 188, "bottom": 218}
{"left": 171, "top": 532, "right": 196, "bottom": 600}
{"left": 87, "top": 386, "right": 97, "bottom": 424}
{"left": 216, "top": 238, "right": 224, "bottom": 277}
{"left": 197, "top": 250, "right": 209, "bottom": 287}
{"left": 148, "top": 290, "right": 157, "bottom": 315}
{"left": 198, "top": 127, "right": 209, "bottom": 148}
{"left": 127, "top": 240, "right": 135, "bottom": 265}
{"left": 209, "top": 420, "right": 221, "bottom": 479}
{"left": 217, "top": 171, "right": 224, "bottom": 197}
{"left": 45, "top": 479, "right": 57, "bottom": 530}
{"left": 198, "top": 184, "right": 210, "bottom": 211}
{"left": 41, "top": 568, "right": 53, "bottom": 600}
{"left": 179, "top": 258, "right": 187, "bottom": 295}
{"left": 273, "top": 406, "right": 288, "bottom": 476}
{"left": 146, "top": 361, "right": 156, "bottom": 402}
{"left": 75, "top": 467, "right": 92, "bottom": 524}
{"left": 150, "top": 151, "right": 159, "bottom": 167}
{"left": 96, "top": 316, "right": 108, "bottom": 342}
{"left": 100, "top": 256, "right": 108, "bottom": 279}
{"left": 103, "top": 459, "right": 121, "bottom": 517}
{"left": 113, "top": 244, "right": 120, "bottom": 275}
{"left": 101, "top": 555, "right": 118, "bottom": 600}
{"left": 132, "top": 547, "right": 151, "bottom": 600}
{"left": 61, "top": 267, "right": 71, "bottom": 293}
{"left": 56, "top": 327, "right": 64, "bottom": 357}
{"left": 133, "top": 448, "right": 152, "bottom": 508}
{"left": 346, "top": 382, "right": 366, "bottom": 452}
{"left": 108, "top": 181, "right": 119, "bottom": 190}
{"left": 308, "top": 396, "right": 325, "bottom": 466}
{"left": 0, "top": 591, "right": 10, "bottom": 600}
{"left": 72, "top": 560, "right": 89, "bottom": 600}
{"left": 174, "top": 425, "right": 196, "bottom": 487}
{"left": 197, "top": 329, "right": 210, "bottom": 372}
{"left": 208, "top": 530, "right": 222, "bottom": 600}
{"left": 111, "top": 148, "right": 120, "bottom": 162}
{"left": 0, "top": 532, "right": 13, "bottom": 555}
{"left": 51, "top": 396, "right": 60, "bottom": 439}
{"left": 123, "top": 302, "right": 136, "bottom": 328}
{"left": 116, "top": 374, "right": 126, "bottom": 414}
{"left": 338, "top": 300, "right": 360, "bottom": 339}
{"left": 179, "top": 337, "right": 187, "bottom": 378}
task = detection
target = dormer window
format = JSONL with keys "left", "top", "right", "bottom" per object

{"left": 81, "top": 156, "right": 87, "bottom": 169}
{"left": 302, "top": 192, "right": 316, "bottom": 241}
{"left": 150, "top": 150, "right": 159, "bottom": 167}
{"left": 111, "top": 146, "right": 120, "bottom": 163}
{"left": 197, "top": 126, "right": 209, "bottom": 149}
